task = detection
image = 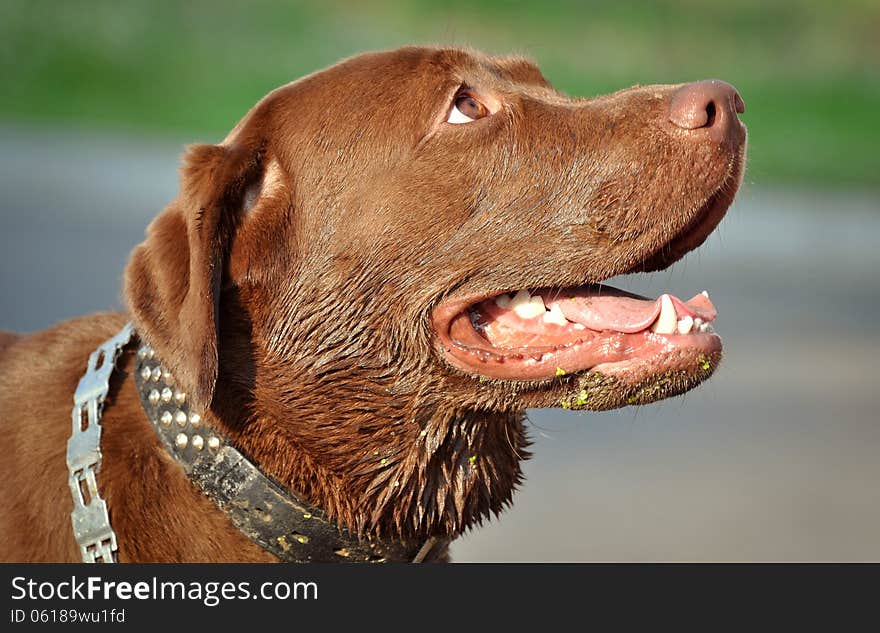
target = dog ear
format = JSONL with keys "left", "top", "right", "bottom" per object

{"left": 124, "top": 139, "right": 265, "bottom": 412}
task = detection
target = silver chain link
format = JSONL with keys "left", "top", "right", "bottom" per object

{"left": 66, "top": 323, "right": 133, "bottom": 563}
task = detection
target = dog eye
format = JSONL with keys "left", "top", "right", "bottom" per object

{"left": 447, "top": 93, "right": 490, "bottom": 124}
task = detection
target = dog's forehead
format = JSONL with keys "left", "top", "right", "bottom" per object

{"left": 231, "top": 46, "right": 569, "bottom": 161}
{"left": 253, "top": 46, "right": 557, "bottom": 129}
{"left": 332, "top": 46, "right": 554, "bottom": 95}
{"left": 432, "top": 47, "right": 550, "bottom": 86}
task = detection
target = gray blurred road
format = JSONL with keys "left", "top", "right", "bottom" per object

{"left": 2, "top": 124, "right": 879, "bottom": 561}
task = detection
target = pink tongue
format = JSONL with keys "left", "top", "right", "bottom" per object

{"left": 544, "top": 285, "right": 717, "bottom": 333}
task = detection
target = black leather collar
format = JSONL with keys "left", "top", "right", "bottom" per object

{"left": 132, "top": 339, "right": 446, "bottom": 563}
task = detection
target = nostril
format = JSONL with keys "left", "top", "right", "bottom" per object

{"left": 704, "top": 101, "right": 717, "bottom": 128}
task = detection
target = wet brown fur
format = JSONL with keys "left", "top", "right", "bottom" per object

{"left": 0, "top": 46, "right": 744, "bottom": 561}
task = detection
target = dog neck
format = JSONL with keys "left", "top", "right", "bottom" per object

{"left": 219, "top": 388, "right": 531, "bottom": 541}
{"left": 204, "top": 295, "right": 532, "bottom": 542}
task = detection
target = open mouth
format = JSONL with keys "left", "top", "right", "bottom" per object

{"left": 431, "top": 173, "right": 739, "bottom": 395}
{"left": 433, "top": 284, "right": 720, "bottom": 383}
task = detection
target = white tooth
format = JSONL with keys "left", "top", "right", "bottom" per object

{"left": 509, "top": 289, "right": 531, "bottom": 306}
{"left": 510, "top": 290, "right": 546, "bottom": 319}
{"left": 677, "top": 315, "right": 694, "bottom": 334}
{"left": 694, "top": 317, "right": 704, "bottom": 327}
{"left": 573, "top": 323, "right": 586, "bottom": 330}
{"left": 521, "top": 296, "right": 547, "bottom": 319}
{"left": 650, "top": 294, "right": 677, "bottom": 334}
{"left": 543, "top": 303, "right": 568, "bottom": 326}
{"left": 705, "top": 323, "right": 715, "bottom": 333}
{"left": 701, "top": 290, "right": 709, "bottom": 299}
{"left": 494, "top": 294, "right": 511, "bottom": 309}
{"left": 698, "top": 322, "right": 709, "bottom": 333}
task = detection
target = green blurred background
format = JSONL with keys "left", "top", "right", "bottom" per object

{"left": 1, "top": 0, "right": 878, "bottom": 187}
{"left": 2, "top": 1, "right": 880, "bottom": 563}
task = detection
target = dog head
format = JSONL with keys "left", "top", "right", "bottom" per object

{"left": 126, "top": 46, "right": 745, "bottom": 415}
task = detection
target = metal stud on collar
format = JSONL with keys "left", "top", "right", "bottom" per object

{"left": 135, "top": 353, "right": 226, "bottom": 461}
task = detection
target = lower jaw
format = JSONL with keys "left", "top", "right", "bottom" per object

{"left": 518, "top": 347, "right": 723, "bottom": 411}
{"left": 438, "top": 324, "right": 721, "bottom": 386}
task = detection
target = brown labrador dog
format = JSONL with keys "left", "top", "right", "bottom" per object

{"left": 0, "top": 46, "right": 746, "bottom": 562}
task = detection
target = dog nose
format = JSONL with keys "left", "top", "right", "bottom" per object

{"left": 668, "top": 80, "right": 745, "bottom": 143}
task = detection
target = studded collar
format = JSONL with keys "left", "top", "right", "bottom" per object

{"left": 130, "top": 336, "right": 447, "bottom": 563}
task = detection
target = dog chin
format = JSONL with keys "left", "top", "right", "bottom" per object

{"left": 508, "top": 348, "right": 722, "bottom": 411}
